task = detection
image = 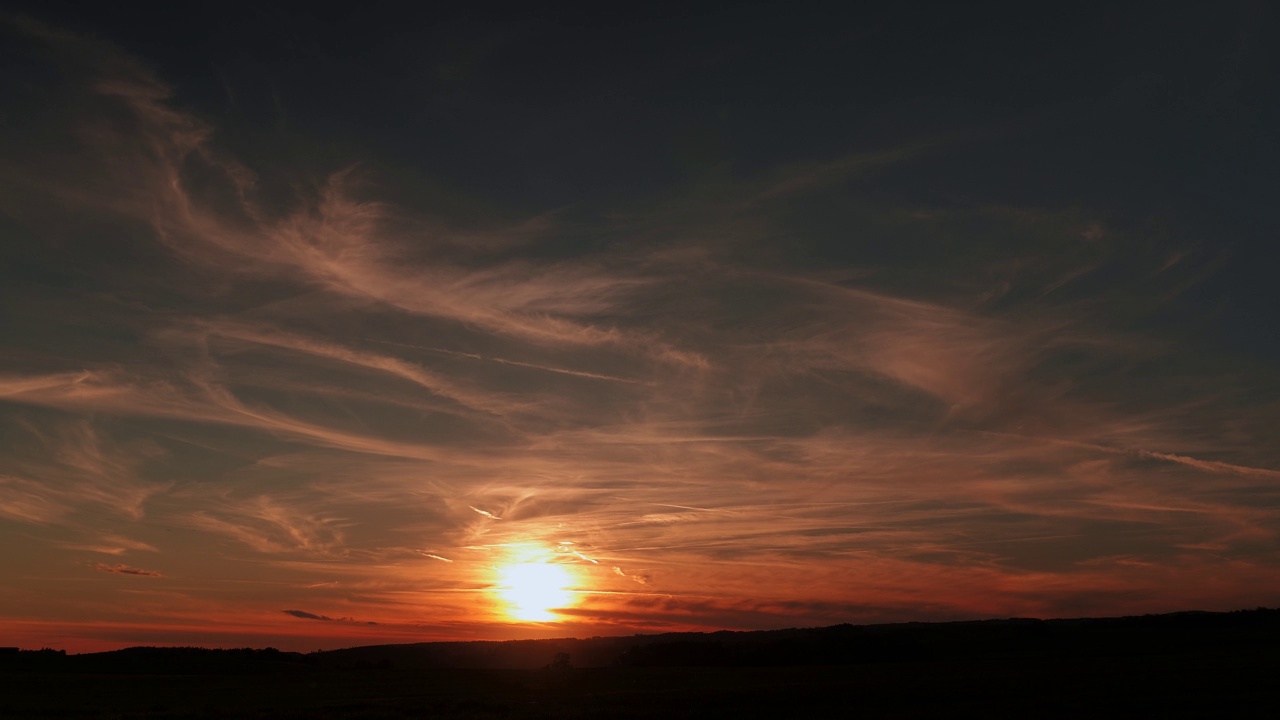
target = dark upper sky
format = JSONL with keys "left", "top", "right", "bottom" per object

{"left": 14, "top": 2, "right": 1278, "bottom": 347}
{"left": 1, "top": 2, "right": 1278, "bottom": 652}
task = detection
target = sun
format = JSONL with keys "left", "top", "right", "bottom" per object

{"left": 496, "top": 562, "right": 574, "bottom": 622}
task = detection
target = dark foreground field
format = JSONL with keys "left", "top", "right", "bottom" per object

{"left": 2, "top": 655, "right": 1277, "bottom": 719}
{"left": 3, "top": 610, "right": 1278, "bottom": 718}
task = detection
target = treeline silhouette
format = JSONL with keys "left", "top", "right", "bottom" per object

{"left": 617, "top": 608, "right": 1280, "bottom": 667}
{"left": 0, "top": 645, "right": 311, "bottom": 674}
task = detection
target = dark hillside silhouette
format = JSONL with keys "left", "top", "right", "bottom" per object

{"left": 2, "top": 608, "right": 1278, "bottom": 718}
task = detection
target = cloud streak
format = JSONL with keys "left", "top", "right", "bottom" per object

{"left": 283, "top": 609, "right": 376, "bottom": 625}
{"left": 96, "top": 563, "right": 162, "bottom": 578}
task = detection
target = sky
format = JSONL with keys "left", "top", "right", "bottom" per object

{"left": 1, "top": 2, "right": 1279, "bottom": 653}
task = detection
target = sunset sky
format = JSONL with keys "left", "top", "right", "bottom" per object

{"left": 2, "top": 3, "right": 1279, "bottom": 653}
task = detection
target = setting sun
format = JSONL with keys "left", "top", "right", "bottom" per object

{"left": 496, "top": 562, "right": 575, "bottom": 622}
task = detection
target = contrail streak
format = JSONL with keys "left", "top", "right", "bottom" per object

{"left": 365, "top": 338, "right": 650, "bottom": 385}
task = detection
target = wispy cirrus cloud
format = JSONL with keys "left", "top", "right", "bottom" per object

{"left": 0, "top": 422, "right": 167, "bottom": 526}
{"left": 59, "top": 535, "right": 159, "bottom": 556}
{"left": 182, "top": 494, "right": 348, "bottom": 557}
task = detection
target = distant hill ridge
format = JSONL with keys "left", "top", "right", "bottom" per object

{"left": 6, "top": 607, "right": 1279, "bottom": 673}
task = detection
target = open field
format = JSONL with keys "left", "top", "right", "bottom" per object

{"left": 2, "top": 651, "right": 1277, "bottom": 719}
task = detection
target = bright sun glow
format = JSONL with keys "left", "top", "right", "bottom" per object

{"left": 496, "top": 562, "right": 574, "bottom": 622}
